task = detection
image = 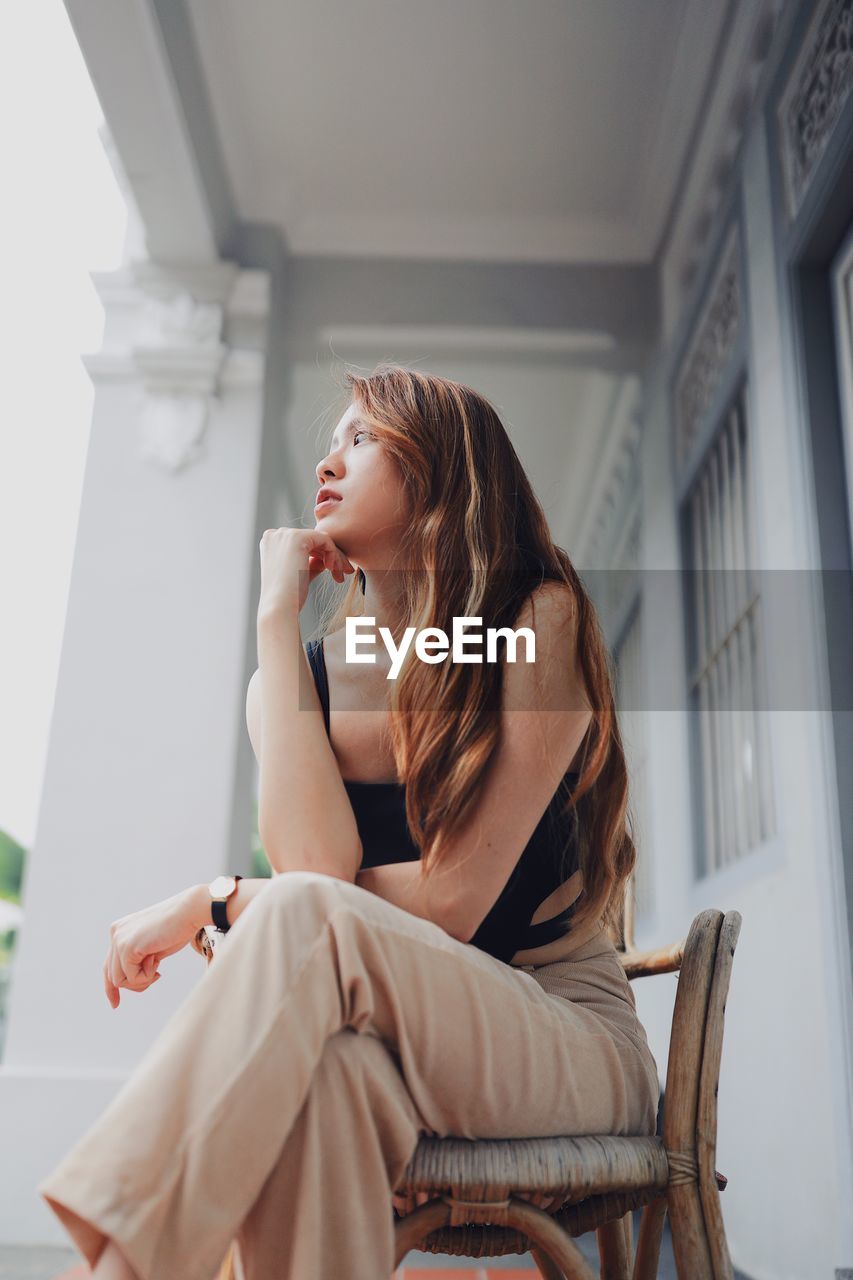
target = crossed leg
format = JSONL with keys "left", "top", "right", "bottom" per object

{"left": 233, "top": 1027, "right": 427, "bottom": 1279}
{"left": 39, "top": 871, "right": 655, "bottom": 1280}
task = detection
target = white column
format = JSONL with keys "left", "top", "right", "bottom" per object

{"left": 0, "top": 258, "right": 272, "bottom": 1245}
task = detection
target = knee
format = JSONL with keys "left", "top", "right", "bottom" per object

{"left": 254, "top": 868, "right": 360, "bottom": 921}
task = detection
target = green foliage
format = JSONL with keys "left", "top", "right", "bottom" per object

{"left": 0, "top": 830, "right": 26, "bottom": 967}
{"left": 0, "top": 829, "right": 25, "bottom": 901}
{"left": 252, "top": 845, "right": 272, "bottom": 878}
{"left": 250, "top": 795, "right": 272, "bottom": 879}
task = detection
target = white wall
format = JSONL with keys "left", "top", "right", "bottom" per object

{"left": 633, "top": 107, "right": 853, "bottom": 1280}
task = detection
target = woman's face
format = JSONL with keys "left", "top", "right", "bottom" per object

{"left": 314, "top": 404, "right": 411, "bottom": 566}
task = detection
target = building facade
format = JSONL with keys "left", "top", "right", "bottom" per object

{"left": 1, "top": 2, "right": 851, "bottom": 1275}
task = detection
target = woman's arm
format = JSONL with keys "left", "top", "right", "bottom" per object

{"left": 185, "top": 863, "right": 463, "bottom": 943}
{"left": 256, "top": 607, "right": 362, "bottom": 880}
{"left": 355, "top": 861, "right": 471, "bottom": 941}
{"left": 183, "top": 864, "right": 465, "bottom": 941}
{"left": 187, "top": 877, "right": 273, "bottom": 931}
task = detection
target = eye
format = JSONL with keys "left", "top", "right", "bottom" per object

{"left": 353, "top": 430, "right": 370, "bottom": 445}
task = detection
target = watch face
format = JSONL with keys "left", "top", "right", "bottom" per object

{"left": 209, "top": 874, "right": 237, "bottom": 898}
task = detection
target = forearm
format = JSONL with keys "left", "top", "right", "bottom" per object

{"left": 355, "top": 860, "right": 465, "bottom": 939}
{"left": 256, "top": 608, "right": 361, "bottom": 880}
{"left": 186, "top": 861, "right": 465, "bottom": 939}
{"left": 188, "top": 865, "right": 359, "bottom": 937}
{"left": 187, "top": 877, "right": 272, "bottom": 931}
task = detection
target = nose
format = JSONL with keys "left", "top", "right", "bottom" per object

{"left": 315, "top": 451, "right": 341, "bottom": 485}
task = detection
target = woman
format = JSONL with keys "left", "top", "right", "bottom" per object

{"left": 38, "top": 364, "right": 659, "bottom": 1280}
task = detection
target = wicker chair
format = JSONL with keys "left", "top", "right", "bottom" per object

{"left": 194, "top": 879, "right": 742, "bottom": 1280}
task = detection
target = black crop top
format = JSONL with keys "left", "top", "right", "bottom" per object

{"left": 305, "top": 636, "right": 585, "bottom": 965}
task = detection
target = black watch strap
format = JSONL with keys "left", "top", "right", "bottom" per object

{"left": 211, "top": 875, "right": 243, "bottom": 932}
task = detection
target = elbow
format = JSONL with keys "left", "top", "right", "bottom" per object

{"left": 437, "top": 891, "right": 477, "bottom": 944}
{"left": 444, "top": 918, "right": 476, "bottom": 945}
{"left": 445, "top": 922, "right": 474, "bottom": 945}
{"left": 260, "top": 829, "right": 362, "bottom": 883}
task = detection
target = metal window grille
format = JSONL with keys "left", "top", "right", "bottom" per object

{"left": 684, "top": 382, "right": 775, "bottom": 875}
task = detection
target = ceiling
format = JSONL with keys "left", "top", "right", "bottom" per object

{"left": 186, "top": 0, "right": 729, "bottom": 264}
{"left": 63, "top": 0, "right": 745, "bottom": 564}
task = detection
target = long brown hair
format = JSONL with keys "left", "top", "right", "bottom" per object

{"left": 314, "top": 363, "right": 636, "bottom": 939}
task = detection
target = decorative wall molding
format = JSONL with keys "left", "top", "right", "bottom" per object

{"left": 137, "top": 394, "right": 211, "bottom": 472}
{"left": 673, "top": 225, "right": 743, "bottom": 475}
{"left": 614, "top": 495, "right": 642, "bottom": 579}
{"left": 661, "top": 0, "right": 786, "bottom": 326}
{"left": 135, "top": 293, "right": 225, "bottom": 386}
{"left": 576, "top": 376, "right": 643, "bottom": 575}
{"left": 777, "top": 0, "right": 853, "bottom": 222}
{"left": 598, "top": 499, "right": 643, "bottom": 643}
{"left": 586, "top": 418, "right": 643, "bottom": 570}
{"left": 134, "top": 292, "right": 225, "bottom": 473}
{"left": 83, "top": 262, "right": 271, "bottom": 473}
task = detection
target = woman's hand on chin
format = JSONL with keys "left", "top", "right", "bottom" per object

{"left": 257, "top": 527, "right": 356, "bottom": 618}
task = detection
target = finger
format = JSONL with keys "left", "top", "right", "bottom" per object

{"left": 317, "top": 533, "right": 353, "bottom": 571}
{"left": 308, "top": 551, "right": 337, "bottom": 584}
{"left": 328, "top": 544, "right": 354, "bottom": 575}
{"left": 109, "top": 946, "right": 128, "bottom": 991}
{"left": 105, "top": 940, "right": 119, "bottom": 988}
{"left": 103, "top": 961, "right": 119, "bottom": 1009}
{"left": 319, "top": 549, "right": 342, "bottom": 583}
{"left": 134, "top": 966, "right": 161, "bottom": 993}
{"left": 330, "top": 548, "right": 353, "bottom": 581}
{"left": 123, "top": 955, "right": 149, "bottom": 989}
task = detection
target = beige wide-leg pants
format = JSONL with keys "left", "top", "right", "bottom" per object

{"left": 38, "top": 871, "right": 660, "bottom": 1280}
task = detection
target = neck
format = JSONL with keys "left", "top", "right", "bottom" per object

{"left": 360, "top": 567, "right": 409, "bottom": 642}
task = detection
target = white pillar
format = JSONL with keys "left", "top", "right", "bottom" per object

{"left": 0, "top": 258, "right": 272, "bottom": 1245}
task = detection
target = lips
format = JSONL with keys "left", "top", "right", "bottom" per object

{"left": 315, "top": 490, "right": 343, "bottom": 510}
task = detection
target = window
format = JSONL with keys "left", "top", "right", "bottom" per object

{"left": 683, "top": 382, "right": 775, "bottom": 875}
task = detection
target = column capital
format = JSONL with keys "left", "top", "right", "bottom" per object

{"left": 83, "top": 259, "right": 271, "bottom": 472}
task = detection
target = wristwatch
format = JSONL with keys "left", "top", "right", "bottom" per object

{"left": 208, "top": 874, "right": 243, "bottom": 933}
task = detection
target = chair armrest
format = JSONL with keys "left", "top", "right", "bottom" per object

{"left": 617, "top": 938, "right": 686, "bottom": 979}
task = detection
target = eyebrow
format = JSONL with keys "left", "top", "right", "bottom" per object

{"left": 329, "top": 418, "right": 362, "bottom": 450}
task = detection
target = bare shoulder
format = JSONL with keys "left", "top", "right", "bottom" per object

{"left": 504, "top": 580, "right": 589, "bottom": 713}
{"left": 514, "top": 579, "right": 578, "bottom": 642}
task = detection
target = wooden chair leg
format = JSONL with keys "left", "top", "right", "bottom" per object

{"left": 531, "top": 1243, "right": 567, "bottom": 1279}
{"left": 632, "top": 1195, "right": 666, "bottom": 1280}
{"left": 597, "top": 1213, "right": 631, "bottom": 1279}
{"left": 623, "top": 1209, "right": 634, "bottom": 1266}
{"left": 668, "top": 1182, "right": 714, "bottom": 1278}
